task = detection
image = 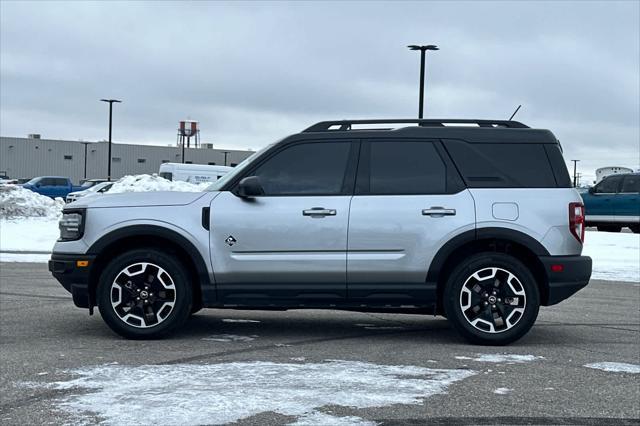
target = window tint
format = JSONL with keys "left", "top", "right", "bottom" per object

{"left": 445, "top": 141, "right": 558, "bottom": 188}
{"left": 40, "top": 178, "right": 55, "bottom": 186}
{"left": 252, "top": 142, "right": 351, "bottom": 195}
{"left": 621, "top": 175, "right": 640, "bottom": 193}
{"left": 54, "top": 178, "right": 68, "bottom": 186}
{"left": 596, "top": 176, "right": 622, "bottom": 193}
{"left": 360, "top": 141, "right": 446, "bottom": 195}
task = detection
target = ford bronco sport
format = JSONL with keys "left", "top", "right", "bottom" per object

{"left": 49, "top": 119, "right": 592, "bottom": 345}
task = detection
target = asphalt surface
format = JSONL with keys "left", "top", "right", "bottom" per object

{"left": 0, "top": 262, "right": 638, "bottom": 425}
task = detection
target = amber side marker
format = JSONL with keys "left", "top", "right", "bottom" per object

{"left": 76, "top": 260, "right": 89, "bottom": 268}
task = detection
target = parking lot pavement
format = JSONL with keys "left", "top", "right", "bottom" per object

{"left": 0, "top": 262, "right": 638, "bottom": 425}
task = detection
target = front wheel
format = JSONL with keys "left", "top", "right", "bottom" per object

{"left": 443, "top": 253, "right": 540, "bottom": 345}
{"left": 97, "top": 248, "right": 193, "bottom": 339}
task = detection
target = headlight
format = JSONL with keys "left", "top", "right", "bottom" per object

{"left": 59, "top": 210, "right": 85, "bottom": 241}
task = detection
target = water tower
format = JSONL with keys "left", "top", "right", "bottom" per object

{"left": 177, "top": 120, "right": 200, "bottom": 163}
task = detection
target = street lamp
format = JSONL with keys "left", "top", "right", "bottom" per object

{"left": 407, "top": 44, "right": 439, "bottom": 119}
{"left": 571, "top": 159, "right": 580, "bottom": 187}
{"left": 100, "top": 99, "right": 122, "bottom": 181}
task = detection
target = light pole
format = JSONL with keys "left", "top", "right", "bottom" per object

{"left": 407, "top": 44, "right": 439, "bottom": 119}
{"left": 223, "top": 151, "right": 230, "bottom": 166}
{"left": 100, "top": 99, "right": 122, "bottom": 181}
{"left": 571, "top": 159, "right": 580, "bottom": 187}
{"left": 81, "top": 142, "right": 90, "bottom": 180}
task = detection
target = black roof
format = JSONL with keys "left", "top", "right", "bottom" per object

{"left": 297, "top": 119, "right": 559, "bottom": 144}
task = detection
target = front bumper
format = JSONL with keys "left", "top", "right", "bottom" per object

{"left": 539, "top": 255, "right": 592, "bottom": 305}
{"left": 48, "top": 253, "right": 95, "bottom": 308}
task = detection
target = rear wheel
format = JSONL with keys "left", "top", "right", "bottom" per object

{"left": 97, "top": 248, "right": 193, "bottom": 339}
{"left": 443, "top": 253, "right": 540, "bottom": 345}
{"left": 597, "top": 225, "right": 622, "bottom": 232}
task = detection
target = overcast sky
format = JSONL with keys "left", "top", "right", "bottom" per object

{"left": 1, "top": 1, "right": 638, "bottom": 182}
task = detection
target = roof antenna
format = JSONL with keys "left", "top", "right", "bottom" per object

{"left": 508, "top": 104, "right": 522, "bottom": 121}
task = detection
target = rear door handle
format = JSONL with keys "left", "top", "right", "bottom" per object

{"left": 422, "top": 207, "right": 456, "bottom": 217}
{"left": 303, "top": 207, "right": 337, "bottom": 217}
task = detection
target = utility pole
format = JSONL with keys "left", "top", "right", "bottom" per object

{"left": 407, "top": 44, "right": 439, "bottom": 118}
{"left": 81, "top": 142, "right": 90, "bottom": 180}
{"left": 571, "top": 160, "right": 580, "bottom": 187}
{"left": 100, "top": 99, "right": 122, "bottom": 181}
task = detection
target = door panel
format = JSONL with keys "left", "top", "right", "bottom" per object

{"left": 347, "top": 191, "right": 475, "bottom": 304}
{"left": 210, "top": 192, "right": 351, "bottom": 303}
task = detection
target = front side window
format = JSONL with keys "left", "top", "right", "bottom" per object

{"left": 251, "top": 141, "right": 351, "bottom": 196}
{"left": 621, "top": 175, "right": 640, "bottom": 193}
{"left": 595, "top": 176, "right": 622, "bottom": 193}
{"left": 358, "top": 140, "right": 446, "bottom": 195}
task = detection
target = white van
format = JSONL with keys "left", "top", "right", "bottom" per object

{"left": 159, "top": 163, "right": 233, "bottom": 184}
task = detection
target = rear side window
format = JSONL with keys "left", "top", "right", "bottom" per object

{"left": 159, "top": 172, "right": 173, "bottom": 181}
{"left": 55, "top": 178, "right": 68, "bottom": 186}
{"left": 621, "top": 175, "right": 640, "bottom": 193}
{"left": 252, "top": 141, "right": 352, "bottom": 196}
{"left": 444, "top": 140, "right": 559, "bottom": 188}
{"left": 357, "top": 140, "right": 447, "bottom": 195}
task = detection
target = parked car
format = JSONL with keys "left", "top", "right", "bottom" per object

{"left": 48, "top": 118, "right": 592, "bottom": 344}
{"left": 66, "top": 181, "right": 114, "bottom": 204}
{"left": 581, "top": 173, "right": 640, "bottom": 233}
{"left": 22, "top": 176, "right": 83, "bottom": 198}
{"left": 159, "top": 162, "right": 233, "bottom": 184}
{"left": 79, "top": 178, "right": 109, "bottom": 189}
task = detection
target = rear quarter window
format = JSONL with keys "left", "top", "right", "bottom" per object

{"left": 444, "top": 140, "right": 562, "bottom": 188}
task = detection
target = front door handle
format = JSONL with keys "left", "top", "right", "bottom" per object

{"left": 422, "top": 207, "right": 456, "bottom": 217}
{"left": 303, "top": 207, "right": 337, "bottom": 217}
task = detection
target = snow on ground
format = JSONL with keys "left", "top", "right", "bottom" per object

{"left": 455, "top": 354, "right": 544, "bottom": 364}
{"left": 582, "top": 231, "right": 639, "bottom": 282}
{"left": 108, "top": 174, "right": 209, "bottom": 193}
{"left": 493, "top": 388, "right": 512, "bottom": 395}
{"left": 201, "top": 334, "right": 258, "bottom": 342}
{"left": 584, "top": 362, "right": 640, "bottom": 374}
{"left": 0, "top": 252, "right": 51, "bottom": 262}
{"left": 0, "top": 217, "right": 59, "bottom": 252}
{"left": 222, "top": 319, "right": 261, "bottom": 323}
{"left": 29, "top": 361, "right": 475, "bottom": 425}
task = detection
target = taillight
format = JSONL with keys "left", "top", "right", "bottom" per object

{"left": 569, "top": 202, "right": 585, "bottom": 243}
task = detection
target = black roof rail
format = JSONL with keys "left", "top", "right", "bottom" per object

{"left": 303, "top": 119, "right": 529, "bottom": 132}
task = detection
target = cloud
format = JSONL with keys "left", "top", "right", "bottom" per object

{"left": 1, "top": 1, "right": 638, "bottom": 178}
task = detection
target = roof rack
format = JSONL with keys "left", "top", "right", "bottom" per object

{"left": 303, "top": 119, "right": 529, "bottom": 132}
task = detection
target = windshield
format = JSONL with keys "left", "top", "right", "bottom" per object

{"left": 26, "top": 177, "right": 41, "bottom": 185}
{"left": 205, "top": 142, "right": 276, "bottom": 192}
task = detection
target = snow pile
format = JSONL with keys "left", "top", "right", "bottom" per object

{"left": 584, "top": 362, "right": 640, "bottom": 374}
{"left": 0, "top": 217, "right": 60, "bottom": 252}
{"left": 108, "top": 174, "right": 210, "bottom": 194}
{"left": 0, "top": 185, "right": 64, "bottom": 219}
{"left": 31, "top": 361, "right": 475, "bottom": 425}
{"left": 583, "top": 231, "right": 639, "bottom": 282}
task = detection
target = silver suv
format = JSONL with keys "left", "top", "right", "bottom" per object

{"left": 49, "top": 119, "right": 592, "bottom": 345}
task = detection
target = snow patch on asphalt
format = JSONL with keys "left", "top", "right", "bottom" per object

{"left": 455, "top": 354, "right": 544, "bottom": 364}
{"left": 0, "top": 217, "right": 59, "bottom": 252}
{"left": 0, "top": 252, "right": 52, "bottom": 262}
{"left": 582, "top": 231, "right": 639, "bottom": 283}
{"left": 584, "top": 362, "right": 640, "bottom": 374}
{"left": 201, "top": 334, "right": 257, "bottom": 342}
{"left": 493, "top": 387, "right": 512, "bottom": 395}
{"left": 33, "top": 361, "right": 475, "bottom": 425}
{"left": 222, "top": 318, "right": 261, "bottom": 323}
{"left": 290, "top": 411, "right": 378, "bottom": 425}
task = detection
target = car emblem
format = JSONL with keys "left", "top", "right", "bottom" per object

{"left": 225, "top": 235, "right": 237, "bottom": 246}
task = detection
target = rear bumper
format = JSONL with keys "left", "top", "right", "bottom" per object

{"left": 48, "top": 253, "right": 95, "bottom": 308}
{"left": 539, "top": 255, "right": 592, "bottom": 305}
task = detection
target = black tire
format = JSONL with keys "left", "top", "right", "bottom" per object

{"left": 629, "top": 225, "right": 639, "bottom": 234}
{"left": 97, "top": 248, "right": 193, "bottom": 339}
{"left": 597, "top": 225, "right": 622, "bottom": 232}
{"left": 443, "top": 253, "right": 540, "bottom": 345}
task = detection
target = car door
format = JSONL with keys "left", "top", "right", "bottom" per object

{"left": 584, "top": 176, "right": 623, "bottom": 222}
{"left": 347, "top": 139, "right": 475, "bottom": 306}
{"left": 616, "top": 175, "right": 640, "bottom": 224}
{"left": 209, "top": 139, "right": 358, "bottom": 305}
{"left": 38, "top": 177, "right": 56, "bottom": 197}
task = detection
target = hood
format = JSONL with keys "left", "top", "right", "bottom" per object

{"left": 69, "top": 191, "right": 208, "bottom": 209}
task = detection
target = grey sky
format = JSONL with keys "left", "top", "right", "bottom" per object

{"left": 1, "top": 1, "right": 638, "bottom": 183}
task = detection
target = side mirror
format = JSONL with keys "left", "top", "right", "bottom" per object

{"left": 35, "top": 182, "right": 41, "bottom": 188}
{"left": 588, "top": 186, "right": 595, "bottom": 194}
{"left": 237, "top": 176, "right": 264, "bottom": 198}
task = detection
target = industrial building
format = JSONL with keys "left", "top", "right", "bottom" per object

{"left": 0, "top": 135, "right": 254, "bottom": 184}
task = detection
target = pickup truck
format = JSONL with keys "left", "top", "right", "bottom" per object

{"left": 22, "top": 176, "right": 84, "bottom": 199}
{"left": 581, "top": 172, "right": 640, "bottom": 233}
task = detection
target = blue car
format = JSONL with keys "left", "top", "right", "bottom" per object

{"left": 582, "top": 173, "right": 640, "bottom": 233}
